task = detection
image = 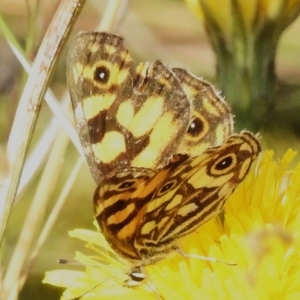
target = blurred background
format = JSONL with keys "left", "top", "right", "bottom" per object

{"left": 1, "top": 0, "right": 300, "bottom": 299}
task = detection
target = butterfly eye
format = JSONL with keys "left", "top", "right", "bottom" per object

{"left": 94, "top": 65, "right": 110, "bottom": 83}
{"left": 118, "top": 180, "right": 135, "bottom": 190}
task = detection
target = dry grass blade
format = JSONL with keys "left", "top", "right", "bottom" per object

{"left": 16, "top": 96, "right": 73, "bottom": 198}
{"left": 0, "top": 0, "right": 86, "bottom": 248}
{"left": 0, "top": 19, "right": 83, "bottom": 197}
{"left": 8, "top": 38, "right": 82, "bottom": 154}
{"left": 3, "top": 127, "right": 71, "bottom": 300}
{"left": 18, "top": 156, "right": 84, "bottom": 293}
{"left": 98, "top": 0, "right": 129, "bottom": 31}
{"left": 1, "top": 0, "right": 133, "bottom": 299}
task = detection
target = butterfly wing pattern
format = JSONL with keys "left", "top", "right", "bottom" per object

{"left": 67, "top": 32, "right": 261, "bottom": 275}
{"left": 94, "top": 131, "right": 260, "bottom": 265}
{"left": 67, "top": 32, "right": 233, "bottom": 183}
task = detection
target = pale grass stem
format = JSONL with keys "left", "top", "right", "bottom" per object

{"left": 17, "top": 157, "right": 84, "bottom": 292}
{"left": 0, "top": 0, "right": 86, "bottom": 299}
{"left": 0, "top": 17, "right": 82, "bottom": 197}
{"left": 0, "top": 0, "right": 86, "bottom": 247}
{"left": 3, "top": 127, "right": 71, "bottom": 299}
{"left": 98, "top": 0, "right": 129, "bottom": 32}
{"left": 1, "top": 0, "right": 133, "bottom": 299}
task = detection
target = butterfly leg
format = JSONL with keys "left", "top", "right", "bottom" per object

{"left": 174, "top": 245, "right": 236, "bottom": 266}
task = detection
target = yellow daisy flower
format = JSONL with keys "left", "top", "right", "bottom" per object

{"left": 184, "top": 0, "right": 300, "bottom": 40}
{"left": 44, "top": 150, "right": 300, "bottom": 299}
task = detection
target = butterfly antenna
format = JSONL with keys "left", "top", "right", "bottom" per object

{"left": 58, "top": 258, "right": 105, "bottom": 268}
{"left": 69, "top": 276, "right": 120, "bottom": 300}
{"left": 58, "top": 259, "right": 127, "bottom": 299}
{"left": 144, "top": 280, "right": 166, "bottom": 300}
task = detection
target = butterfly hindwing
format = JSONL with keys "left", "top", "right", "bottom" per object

{"left": 173, "top": 68, "right": 233, "bottom": 156}
{"left": 143, "top": 131, "right": 260, "bottom": 247}
{"left": 94, "top": 131, "right": 260, "bottom": 263}
{"left": 94, "top": 167, "right": 156, "bottom": 260}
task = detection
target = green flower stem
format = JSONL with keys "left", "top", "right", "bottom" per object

{"left": 199, "top": 0, "right": 300, "bottom": 131}
{"left": 213, "top": 30, "right": 277, "bottom": 130}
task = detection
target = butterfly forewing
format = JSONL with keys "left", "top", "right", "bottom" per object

{"left": 67, "top": 32, "right": 135, "bottom": 182}
{"left": 67, "top": 32, "right": 192, "bottom": 182}
{"left": 127, "top": 61, "right": 191, "bottom": 170}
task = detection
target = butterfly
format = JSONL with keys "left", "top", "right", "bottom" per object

{"left": 67, "top": 31, "right": 260, "bottom": 285}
